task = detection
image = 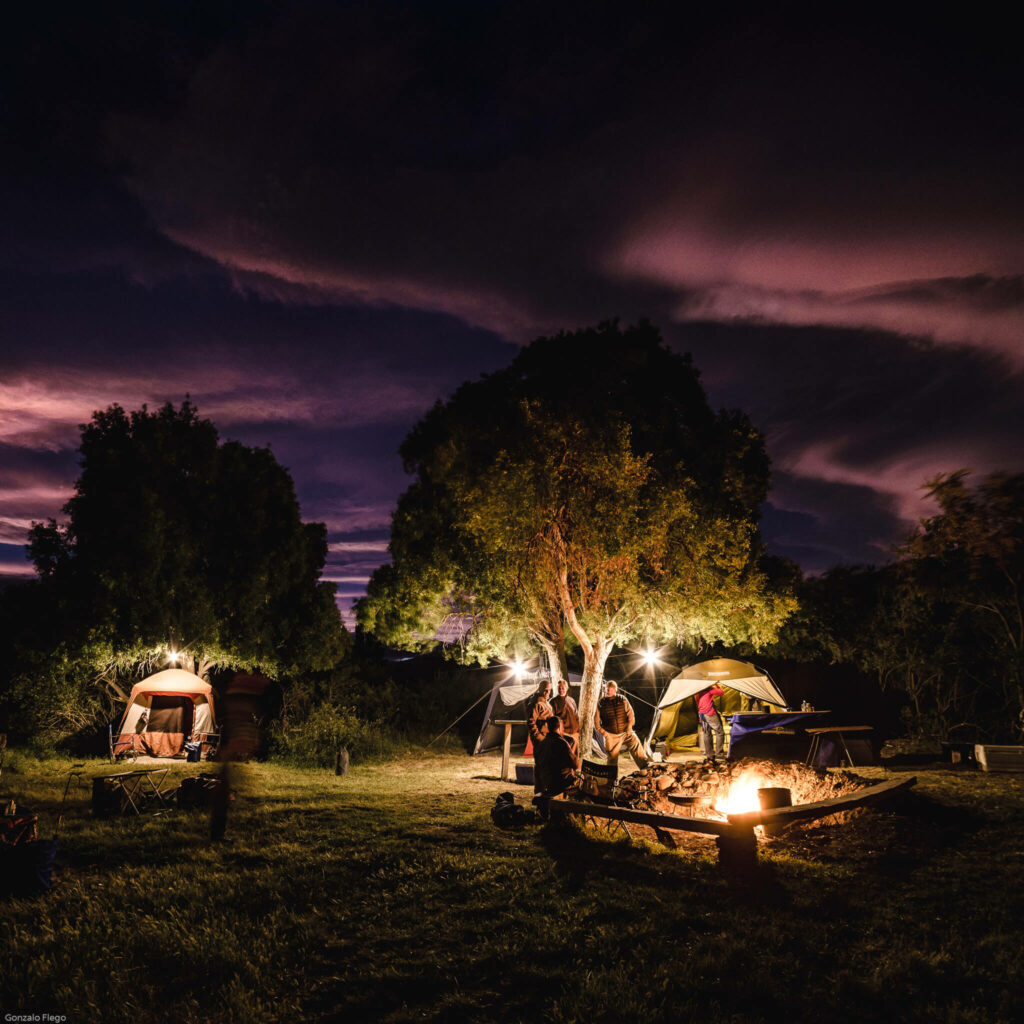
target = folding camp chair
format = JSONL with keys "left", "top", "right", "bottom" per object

{"left": 196, "top": 728, "right": 221, "bottom": 761}
{"left": 108, "top": 723, "right": 137, "bottom": 764}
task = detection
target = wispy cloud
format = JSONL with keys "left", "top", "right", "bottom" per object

{"left": 327, "top": 540, "right": 389, "bottom": 553}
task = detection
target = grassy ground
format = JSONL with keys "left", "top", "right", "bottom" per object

{"left": 1, "top": 748, "right": 1023, "bottom": 1024}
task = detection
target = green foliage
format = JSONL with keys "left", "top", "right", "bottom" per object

{"left": 269, "top": 702, "right": 383, "bottom": 767}
{"left": 26, "top": 399, "right": 346, "bottom": 678}
{"left": 767, "top": 471, "right": 1024, "bottom": 742}
{"left": 360, "top": 320, "right": 795, "bottom": 679}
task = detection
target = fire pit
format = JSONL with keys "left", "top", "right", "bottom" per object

{"left": 548, "top": 759, "right": 916, "bottom": 871}
{"left": 615, "top": 758, "right": 868, "bottom": 826}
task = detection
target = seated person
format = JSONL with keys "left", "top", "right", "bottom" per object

{"left": 535, "top": 715, "right": 581, "bottom": 798}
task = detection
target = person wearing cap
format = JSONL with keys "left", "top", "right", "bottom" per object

{"left": 696, "top": 684, "right": 725, "bottom": 762}
{"left": 595, "top": 680, "right": 648, "bottom": 770}
{"left": 549, "top": 678, "right": 580, "bottom": 756}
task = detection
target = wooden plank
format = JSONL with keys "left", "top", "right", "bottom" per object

{"left": 727, "top": 775, "right": 916, "bottom": 829}
{"left": 500, "top": 723, "right": 513, "bottom": 782}
{"left": 805, "top": 726, "right": 874, "bottom": 734}
{"left": 550, "top": 799, "right": 742, "bottom": 838}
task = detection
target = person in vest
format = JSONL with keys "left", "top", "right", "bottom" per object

{"left": 535, "top": 715, "right": 580, "bottom": 799}
{"left": 696, "top": 684, "right": 725, "bottom": 762}
{"left": 595, "top": 680, "right": 648, "bottom": 770}
{"left": 549, "top": 679, "right": 580, "bottom": 756}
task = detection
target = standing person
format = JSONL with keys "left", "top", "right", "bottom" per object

{"left": 526, "top": 678, "right": 553, "bottom": 747}
{"left": 696, "top": 684, "right": 725, "bottom": 762}
{"left": 595, "top": 680, "right": 648, "bottom": 770}
{"left": 549, "top": 679, "right": 580, "bottom": 756}
{"left": 535, "top": 715, "right": 581, "bottom": 799}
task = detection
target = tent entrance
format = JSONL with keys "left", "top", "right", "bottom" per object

{"left": 139, "top": 694, "right": 194, "bottom": 757}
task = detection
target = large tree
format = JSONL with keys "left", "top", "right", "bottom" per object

{"left": 359, "top": 321, "right": 795, "bottom": 741}
{"left": 28, "top": 400, "right": 345, "bottom": 704}
{"left": 899, "top": 471, "right": 1024, "bottom": 740}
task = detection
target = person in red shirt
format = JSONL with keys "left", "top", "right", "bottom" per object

{"left": 696, "top": 684, "right": 725, "bottom": 762}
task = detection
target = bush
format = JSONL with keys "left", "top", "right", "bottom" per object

{"left": 268, "top": 701, "right": 399, "bottom": 767}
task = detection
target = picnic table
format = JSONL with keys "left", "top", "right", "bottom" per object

{"left": 94, "top": 767, "right": 173, "bottom": 816}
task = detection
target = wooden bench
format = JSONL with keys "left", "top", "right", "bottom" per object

{"left": 548, "top": 776, "right": 916, "bottom": 871}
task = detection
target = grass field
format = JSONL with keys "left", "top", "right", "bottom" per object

{"left": 1, "top": 748, "right": 1023, "bottom": 1024}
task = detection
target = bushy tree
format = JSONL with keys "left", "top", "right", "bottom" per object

{"left": 359, "top": 321, "right": 795, "bottom": 740}
{"left": 25, "top": 400, "right": 346, "bottom": 712}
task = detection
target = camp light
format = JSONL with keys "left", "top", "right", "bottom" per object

{"left": 642, "top": 649, "right": 658, "bottom": 667}
{"left": 510, "top": 659, "right": 526, "bottom": 678}
{"left": 168, "top": 650, "right": 180, "bottom": 664}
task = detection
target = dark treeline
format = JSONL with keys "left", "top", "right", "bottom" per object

{"left": 759, "top": 471, "right": 1024, "bottom": 744}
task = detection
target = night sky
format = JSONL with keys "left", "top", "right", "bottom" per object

{"left": 3, "top": 3, "right": 1023, "bottom": 626}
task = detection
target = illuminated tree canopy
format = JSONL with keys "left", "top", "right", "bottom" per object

{"left": 359, "top": 321, "right": 796, "bottom": 736}
{"left": 28, "top": 400, "right": 346, "bottom": 684}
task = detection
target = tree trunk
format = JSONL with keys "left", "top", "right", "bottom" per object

{"left": 577, "top": 640, "right": 611, "bottom": 758}
{"left": 539, "top": 636, "right": 568, "bottom": 686}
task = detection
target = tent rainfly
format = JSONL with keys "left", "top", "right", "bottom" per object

{"left": 115, "top": 668, "right": 216, "bottom": 758}
{"left": 646, "top": 658, "right": 787, "bottom": 755}
{"left": 473, "top": 671, "right": 582, "bottom": 755}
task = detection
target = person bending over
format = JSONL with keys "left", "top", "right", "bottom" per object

{"left": 696, "top": 684, "right": 725, "bottom": 762}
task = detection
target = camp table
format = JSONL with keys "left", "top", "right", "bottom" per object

{"left": 493, "top": 718, "right": 527, "bottom": 782}
{"left": 97, "top": 767, "right": 172, "bottom": 816}
{"left": 804, "top": 725, "right": 874, "bottom": 768}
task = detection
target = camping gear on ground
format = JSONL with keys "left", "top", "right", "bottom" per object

{"left": 490, "top": 791, "right": 530, "bottom": 828}
{"left": 177, "top": 773, "right": 224, "bottom": 810}
{"left": 114, "top": 669, "right": 217, "bottom": 759}
{"left": 646, "top": 659, "right": 788, "bottom": 758}
{"left": 184, "top": 739, "right": 203, "bottom": 762}
{"left": 514, "top": 763, "right": 534, "bottom": 785}
{"left": 0, "top": 838, "right": 57, "bottom": 898}
{"left": 1, "top": 800, "right": 56, "bottom": 898}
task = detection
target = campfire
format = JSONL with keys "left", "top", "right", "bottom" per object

{"left": 615, "top": 758, "right": 868, "bottom": 827}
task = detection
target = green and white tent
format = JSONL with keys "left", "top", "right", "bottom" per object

{"left": 646, "top": 658, "right": 787, "bottom": 754}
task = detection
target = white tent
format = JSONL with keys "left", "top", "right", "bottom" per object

{"left": 473, "top": 671, "right": 582, "bottom": 755}
{"left": 115, "top": 668, "right": 217, "bottom": 758}
{"left": 646, "top": 658, "right": 787, "bottom": 753}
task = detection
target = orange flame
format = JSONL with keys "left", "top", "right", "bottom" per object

{"left": 711, "top": 770, "right": 769, "bottom": 816}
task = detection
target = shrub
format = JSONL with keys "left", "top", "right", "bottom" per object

{"left": 268, "top": 701, "right": 397, "bottom": 767}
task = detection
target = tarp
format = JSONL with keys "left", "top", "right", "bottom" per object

{"left": 473, "top": 671, "right": 582, "bottom": 755}
{"left": 115, "top": 668, "right": 216, "bottom": 758}
{"left": 646, "top": 658, "right": 787, "bottom": 754}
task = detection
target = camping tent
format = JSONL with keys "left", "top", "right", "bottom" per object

{"left": 646, "top": 658, "right": 787, "bottom": 754}
{"left": 115, "top": 669, "right": 217, "bottom": 758}
{"left": 473, "top": 671, "right": 582, "bottom": 755}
